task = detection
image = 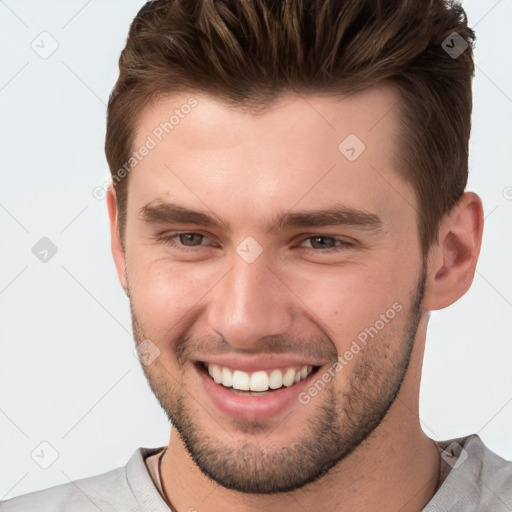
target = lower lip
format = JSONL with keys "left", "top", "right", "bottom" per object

{"left": 195, "top": 363, "right": 319, "bottom": 421}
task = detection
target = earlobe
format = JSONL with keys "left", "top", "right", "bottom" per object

{"left": 423, "top": 192, "right": 484, "bottom": 311}
{"left": 106, "top": 185, "right": 129, "bottom": 295}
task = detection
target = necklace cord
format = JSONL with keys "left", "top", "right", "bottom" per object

{"left": 158, "top": 448, "right": 174, "bottom": 510}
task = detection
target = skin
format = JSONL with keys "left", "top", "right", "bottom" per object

{"left": 107, "top": 83, "right": 484, "bottom": 512}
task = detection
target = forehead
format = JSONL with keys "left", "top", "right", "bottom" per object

{"left": 128, "top": 85, "right": 413, "bottom": 230}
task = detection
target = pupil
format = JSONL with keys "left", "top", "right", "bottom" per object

{"left": 181, "top": 233, "right": 201, "bottom": 246}
{"left": 312, "top": 236, "right": 334, "bottom": 249}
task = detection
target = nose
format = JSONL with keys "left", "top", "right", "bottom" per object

{"left": 206, "top": 252, "right": 294, "bottom": 350}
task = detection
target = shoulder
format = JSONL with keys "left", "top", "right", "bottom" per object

{"left": 429, "top": 434, "right": 512, "bottom": 511}
{"left": 0, "top": 447, "right": 160, "bottom": 512}
{"left": 0, "top": 467, "right": 129, "bottom": 512}
{"left": 466, "top": 434, "right": 512, "bottom": 504}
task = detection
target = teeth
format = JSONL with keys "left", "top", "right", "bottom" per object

{"left": 250, "top": 371, "right": 269, "bottom": 392}
{"left": 205, "top": 363, "right": 314, "bottom": 392}
{"left": 221, "top": 367, "right": 233, "bottom": 387}
{"left": 232, "top": 370, "right": 250, "bottom": 390}
{"left": 269, "top": 369, "right": 282, "bottom": 389}
{"left": 282, "top": 368, "right": 296, "bottom": 387}
{"left": 210, "top": 364, "right": 222, "bottom": 384}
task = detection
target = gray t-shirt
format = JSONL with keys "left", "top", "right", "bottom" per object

{"left": 1, "top": 434, "right": 511, "bottom": 511}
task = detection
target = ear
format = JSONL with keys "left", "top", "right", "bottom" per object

{"left": 423, "top": 192, "right": 484, "bottom": 311}
{"left": 106, "top": 185, "right": 129, "bottom": 296}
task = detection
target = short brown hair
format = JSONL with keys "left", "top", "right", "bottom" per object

{"left": 105, "top": 0, "right": 475, "bottom": 254}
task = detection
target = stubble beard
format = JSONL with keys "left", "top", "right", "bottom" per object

{"left": 130, "top": 262, "right": 427, "bottom": 494}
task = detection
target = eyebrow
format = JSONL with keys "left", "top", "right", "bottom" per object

{"left": 139, "top": 201, "right": 383, "bottom": 234}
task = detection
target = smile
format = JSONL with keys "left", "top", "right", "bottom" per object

{"left": 194, "top": 356, "right": 324, "bottom": 420}
{"left": 204, "top": 362, "right": 315, "bottom": 394}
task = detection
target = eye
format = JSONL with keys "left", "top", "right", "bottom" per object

{"left": 157, "top": 232, "right": 354, "bottom": 255}
{"left": 158, "top": 232, "right": 212, "bottom": 250}
{"left": 175, "top": 233, "right": 206, "bottom": 247}
{"left": 299, "top": 235, "right": 353, "bottom": 253}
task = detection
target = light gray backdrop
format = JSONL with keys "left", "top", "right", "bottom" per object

{"left": 1, "top": 0, "right": 511, "bottom": 499}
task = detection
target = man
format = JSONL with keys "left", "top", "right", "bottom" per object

{"left": 2, "top": 0, "right": 511, "bottom": 510}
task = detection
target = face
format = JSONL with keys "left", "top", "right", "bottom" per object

{"left": 115, "top": 85, "right": 428, "bottom": 493}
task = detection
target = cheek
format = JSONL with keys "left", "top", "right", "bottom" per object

{"left": 283, "top": 258, "right": 411, "bottom": 350}
{"left": 127, "top": 252, "right": 219, "bottom": 336}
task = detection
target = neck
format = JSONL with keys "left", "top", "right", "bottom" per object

{"left": 160, "top": 327, "right": 439, "bottom": 511}
{"left": 161, "top": 410, "right": 439, "bottom": 512}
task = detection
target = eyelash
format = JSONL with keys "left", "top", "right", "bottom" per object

{"left": 157, "top": 232, "right": 353, "bottom": 254}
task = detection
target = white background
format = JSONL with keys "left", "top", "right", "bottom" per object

{"left": 1, "top": 0, "right": 511, "bottom": 500}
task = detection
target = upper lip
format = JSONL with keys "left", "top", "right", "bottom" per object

{"left": 196, "top": 355, "right": 325, "bottom": 373}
